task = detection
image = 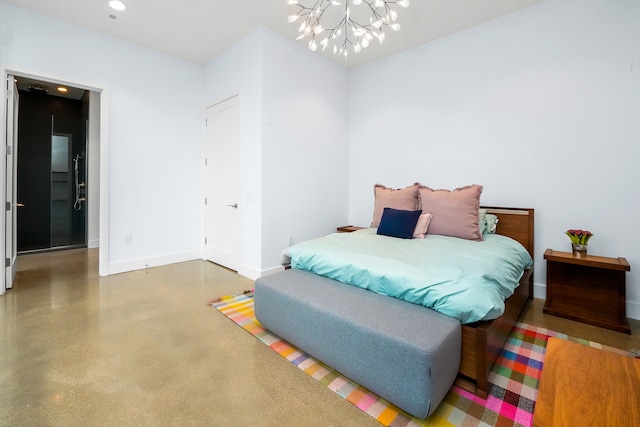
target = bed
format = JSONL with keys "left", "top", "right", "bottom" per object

{"left": 256, "top": 184, "right": 534, "bottom": 403}
{"left": 287, "top": 206, "right": 533, "bottom": 396}
{"left": 454, "top": 206, "right": 534, "bottom": 396}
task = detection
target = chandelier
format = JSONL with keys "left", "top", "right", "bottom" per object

{"left": 287, "top": 0, "right": 410, "bottom": 60}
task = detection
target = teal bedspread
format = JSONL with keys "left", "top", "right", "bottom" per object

{"left": 288, "top": 228, "right": 533, "bottom": 323}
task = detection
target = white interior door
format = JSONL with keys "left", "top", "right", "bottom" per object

{"left": 204, "top": 96, "right": 242, "bottom": 271}
{"left": 5, "top": 75, "right": 19, "bottom": 289}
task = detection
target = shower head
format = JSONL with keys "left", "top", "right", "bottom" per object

{"left": 28, "top": 84, "right": 49, "bottom": 95}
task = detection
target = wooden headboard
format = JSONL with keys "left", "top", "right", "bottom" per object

{"left": 483, "top": 207, "right": 535, "bottom": 258}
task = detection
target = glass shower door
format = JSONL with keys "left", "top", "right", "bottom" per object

{"left": 51, "top": 134, "right": 72, "bottom": 247}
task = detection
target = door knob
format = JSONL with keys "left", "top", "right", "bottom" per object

{"left": 16, "top": 203, "right": 25, "bottom": 207}
{"left": 227, "top": 203, "right": 238, "bottom": 209}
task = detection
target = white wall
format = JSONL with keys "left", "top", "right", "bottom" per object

{"left": 1, "top": 1, "right": 349, "bottom": 280}
{"left": 0, "top": 1, "right": 204, "bottom": 273}
{"left": 348, "top": 0, "right": 640, "bottom": 319}
{"left": 5, "top": 0, "right": 637, "bottom": 320}
{"left": 261, "top": 30, "right": 350, "bottom": 270}
{"left": 202, "top": 29, "right": 264, "bottom": 278}
{"left": 203, "top": 28, "right": 350, "bottom": 277}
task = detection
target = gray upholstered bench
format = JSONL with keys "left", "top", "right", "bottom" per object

{"left": 254, "top": 268, "right": 461, "bottom": 419}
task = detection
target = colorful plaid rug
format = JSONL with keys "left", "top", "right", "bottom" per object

{"left": 210, "top": 292, "right": 628, "bottom": 427}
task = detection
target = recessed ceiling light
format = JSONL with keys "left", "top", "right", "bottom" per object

{"left": 108, "top": 1, "right": 126, "bottom": 11}
{"left": 57, "top": 87, "right": 68, "bottom": 93}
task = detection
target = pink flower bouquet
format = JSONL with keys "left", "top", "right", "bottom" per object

{"left": 565, "top": 229, "right": 593, "bottom": 245}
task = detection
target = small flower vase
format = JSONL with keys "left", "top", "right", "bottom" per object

{"left": 571, "top": 243, "right": 588, "bottom": 258}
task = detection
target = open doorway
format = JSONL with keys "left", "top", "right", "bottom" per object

{"left": 15, "top": 77, "right": 91, "bottom": 253}
{"left": 3, "top": 69, "right": 109, "bottom": 294}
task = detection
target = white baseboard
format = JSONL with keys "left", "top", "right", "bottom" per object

{"left": 260, "top": 265, "right": 287, "bottom": 276}
{"left": 237, "top": 265, "right": 260, "bottom": 281}
{"left": 626, "top": 300, "right": 640, "bottom": 321}
{"left": 533, "top": 281, "right": 639, "bottom": 321}
{"left": 87, "top": 239, "right": 99, "bottom": 249}
{"left": 533, "top": 281, "right": 547, "bottom": 300}
{"left": 108, "top": 250, "right": 200, "bottom": 275}
{"left": 237, "top": 264, "right": 285, "bottom": 281}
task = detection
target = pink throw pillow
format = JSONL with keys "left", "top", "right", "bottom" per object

{"left": 418, "top": 184, "right": 483, "bottom": 241}
{"left": 371, "top": 183, "right": 420, "bottom": 227}
{"left": 413, "top": 213, "right": 434, "bottom": 239}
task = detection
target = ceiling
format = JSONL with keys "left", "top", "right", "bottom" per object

{"left": 6, "top": 0, "right": 542, "bottom": 69}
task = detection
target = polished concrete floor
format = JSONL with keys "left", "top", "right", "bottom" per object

{"left": 1, "top": 249, "right": 639, "bottom": 426}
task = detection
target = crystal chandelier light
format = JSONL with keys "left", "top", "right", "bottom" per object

{"left": 287, "top": 0, "right": 410, "bottom": 60}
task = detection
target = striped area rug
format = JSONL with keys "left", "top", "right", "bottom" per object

{"left": 210, "top": 292, "right": 625, "bottom": 427}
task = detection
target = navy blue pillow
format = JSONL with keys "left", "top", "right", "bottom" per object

{"left": 376, "top": 207, "right": 422, "bottom": 239}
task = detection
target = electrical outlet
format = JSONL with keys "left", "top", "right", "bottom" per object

{"left": 125, "top": 234, "right": 132, "bottom": 244}
{"left": 288, "top": 235, "right": 294, "bottom": 246}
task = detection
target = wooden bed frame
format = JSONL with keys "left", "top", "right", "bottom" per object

{"left": 455, "top": 206, "right": 535, "bottom": 398}
{"left": 282, "top": 206, "right": 535, "bottom": 399}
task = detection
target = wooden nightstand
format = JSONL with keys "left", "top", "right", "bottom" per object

{"left": 543, "top": 248, "right": 631, "bottom": 334}
{"left": 336, "top": 225, "right": 365, "bottom": 233}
